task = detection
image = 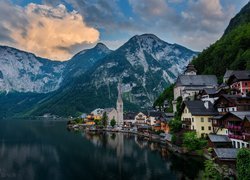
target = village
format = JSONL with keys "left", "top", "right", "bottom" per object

{"left": 68, "top": 63, "right": 250, "bottom": 177}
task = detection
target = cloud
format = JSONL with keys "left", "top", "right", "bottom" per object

{"left": 128, "top": 0, "right": 237, "bottom": 51}
{"left": 0, "top": 1, "right": 100, "bottom": 60}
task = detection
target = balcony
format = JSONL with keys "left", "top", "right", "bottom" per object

{"left": 228, "top": 134, "right": 243, "bottom": 140}
{"left": 182, "top": 120, "right": 191, "bottom": 125}
{"left": 226, "top": 125, "right": 242, "bottom": 131}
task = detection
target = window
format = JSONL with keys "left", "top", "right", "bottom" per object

{"left": 237, "top": 142, "right": 240, "bottom": 148}
{"left": 245, "top": 82, "right": 248, "bottom": 86}
{"left": 192, "top": 126, "right": 194, "bottom": 130}
{"left": 201, "top": 118, "right": 204, "bottom": 122}
{"left": 192, "top": 118, "right": 194, "bottom": 122}
{"left": 201, "top": 126, "right": 204, "bottom": 131}
{"left": 208, "top": 118, "right": 211, "bottom": 122}
{"left": 208, "top": 126, "right": 211, "bottom": 131}
{"left": 242, "top": 143, "right": 245, "bottom": 148}
{"left": 247, "top": 144, "right": 250, "bottom": 148}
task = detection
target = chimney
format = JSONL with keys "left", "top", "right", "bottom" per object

{"left": 204, "top": 101, "right": 209, "bottom": 109}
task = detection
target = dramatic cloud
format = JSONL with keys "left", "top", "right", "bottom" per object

{"left": 0, "top": 1, "right": 100, "bottom": 60}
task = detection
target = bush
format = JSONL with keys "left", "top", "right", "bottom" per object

{"left": 202, "top": 159, "right": 221, "bottom": 180}
{"left": 237, "top": 148, "right": 250, "bottom": 180}
{"left": 183, "top": 131, "right": 207, "bottom": 151}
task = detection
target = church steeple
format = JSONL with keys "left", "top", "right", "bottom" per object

{"left": 116, "top": 82, "right": 123, "bottom": 126}
{"left": 184, "top": 63, "right": 197, "bottom": 75}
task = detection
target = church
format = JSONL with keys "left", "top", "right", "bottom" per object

{"left": 103, "top": 82, "right": 124, "bottom": 126}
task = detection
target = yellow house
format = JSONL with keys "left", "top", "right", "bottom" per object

{"left": 181, "top": 100, "right": 218, "bottom": 137}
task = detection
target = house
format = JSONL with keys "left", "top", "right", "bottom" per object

{"left": 213, "top": 148, "right": 238, "bottom": 167}
{"left": 214, "top": 94, "right": 250, "bottom": 114}
{"left": 91, "top": 108, "right": 104, "bottom": 120}
{"left": 208, "top": 134, "right": 232, "bottom": 148}
{"left": 198, "top": 88, "right": 225, "bottom": 104}
{"left": 181, "top": 100, "right": 218, "bottom": 137}
{"left": 226, "top": 70, "right": 250, "bottom": 95}
{"left": 213, "top": 111, "right": 250, "bottom": 148}
{"left": 123, "top": 112, "right": 137, "bottom": 127}
{"left": 173, "top": 64, "right": 218, "bottom": 112}
{"left": 135, "top": 112, "right": 148, "bottom": 126}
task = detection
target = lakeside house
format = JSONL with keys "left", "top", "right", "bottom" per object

{"left": 208, "top": 134, "right": 232, "bottom": 148}
{"left": 173, "top": 64, "right": 218, "bottom": 112}
{"left": 212, "top": 111, "right": 250, "bottom": 148}
{"left": 181, "top": 100, "right": 218, "bottom": 137}
{"left": 212, "top": 148, "right": 239, "bottom": 167}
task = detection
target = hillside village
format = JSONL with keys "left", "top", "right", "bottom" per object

{"left": 69, "top": 63, "right": 250, "bottom": 174}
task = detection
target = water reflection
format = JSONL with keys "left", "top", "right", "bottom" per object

{"left": 82, "top": 132, "right": 204, "bottom": 180}
{"left": 0, "top": 120, "right": 204, "bottom": 180}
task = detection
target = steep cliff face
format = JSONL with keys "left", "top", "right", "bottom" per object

{"left": 30, "top": 34, "right": 197, "bottom": 116}
{"left": 0, "top": 46, "right": 65, "bottom": 93}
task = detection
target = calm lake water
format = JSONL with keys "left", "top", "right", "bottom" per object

{"left": 0, "top": 119, "right": 205, "bottom": 180}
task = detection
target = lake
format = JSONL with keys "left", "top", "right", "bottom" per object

{"left": 0, "top": 119, "right": 204, "bottom": 180}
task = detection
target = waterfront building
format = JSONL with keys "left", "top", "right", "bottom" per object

{"left": 208, "top": 134, "right": 232, "bottom": 148}
{"left": 181, "top": 100, "right": 218, "bottom": 137}
{"left": 212, "top": 111, "right": 250, "bottom": 148}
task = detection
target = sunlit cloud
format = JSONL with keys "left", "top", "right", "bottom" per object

{"left": 0, "top": 2, "right": 100, "bottom": 60}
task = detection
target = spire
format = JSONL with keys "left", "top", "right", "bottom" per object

{"left": 117, "top": 81, "right": 123, "bottom": 102}
{"left": 184, "top": 63, "right": 197, "bottom": 75}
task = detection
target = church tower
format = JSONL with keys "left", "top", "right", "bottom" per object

{"left": 116, "top": 82, "right": 123, "bottom": 126}
{"left": 184, "top": 63, "right": 197, "bottom": 75}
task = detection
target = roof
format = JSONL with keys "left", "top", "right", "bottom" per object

{"left": 230, "top": 111, "right": 250, "bottom": 120}
{"left": 176, "top": 75, "right": 218, "bottom": 86}
{"left": 245, "top": 115, "right": 250, "bottom": 121}
{"left": 215, "top": 94, "right": 250, "bottom": 106}
{"left": 208, "top": 134, "right": 231, "bottom": 143}
{"left": 228, "top": 70, "right": 250, "bottom": 81}
{"left": 184, "top": 64, "right": 197, "bottom": 73}
{"left": 165, "top": 113, "right": 174, "bottom": 117}
{"left": 223, "top": 70, "right": 234, "bottom": 79}
{"left": 104, "top": 108, "right": 116, "bottom": 113}
{"left": 183, "top": 100, "right": 218, "bottom": 116}
{"left": 124, "top": 112, "right": 137, "bottom": 120}
{"left": 214, "top": 148, "right": 238, "bottom": 159}
{"left": 148, "top": 111, "right": 165, "bottom": 117}
{"left": 202, "top": 88, "right": 217, "bottom": 95}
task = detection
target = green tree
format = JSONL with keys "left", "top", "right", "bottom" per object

{"left": 169, "top": 96, "right": 183, "bottom": 133}
{"left": 202, "top": 159, "right": 221, "bottom": 180}
{"left": 110, "top": 118, "right": 116, "bottom": 128}
{"left": 102, "top": 112, "right": 108, "bottom": 127}
{"left": 169, "top": 118, "right": 182, "bottom": 133}
{"left": 237, "top": 148, "right": 250, "bottom": 180}
{"left": 94, "top": 119, "right": 101, "bottom": 125}
{"left": 183, "top": 131, "right": 207, "bottom": 151}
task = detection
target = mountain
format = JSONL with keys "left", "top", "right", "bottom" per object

{"left": 29, "top": 34, "right": 197, "bottom": 116}
{"left": 192, "top": 2, "right": 250, "bottom": 81}
{"left": 0, "top": 46, "right": 66, "bottom": 93}
{"left": 63, "top": 43, "right": 112, "bottom": 79}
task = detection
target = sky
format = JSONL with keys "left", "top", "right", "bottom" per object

{"left": 0, "top": 0, "right": 249, "bottom": 61}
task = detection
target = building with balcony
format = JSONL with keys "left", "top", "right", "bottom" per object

{"left": 181, "top": 100, "right": 218, "bottom": 137}
{"left": 226, "top": 70, "right": 250, "bottom": 95}
{"left": 214, "top": 94, "right": 250, "bottom": 114}
{"left": 212, "top": 111, "right": 250, "bottom": 148}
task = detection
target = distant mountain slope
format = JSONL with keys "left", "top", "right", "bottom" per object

{"left": 192, "top": 2, "right": 250, "bottom": 81}
{"left": 64, "top": 43, "right": 112, "bottom": 79}
{"left": 29, "top": 34, "right": 197, "bottom": 116}
{"left": 224, "top": 2, "right": 250, "bottom": 35}
{"left": 0, "top": 46, "right": 65, "bottom": 93}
